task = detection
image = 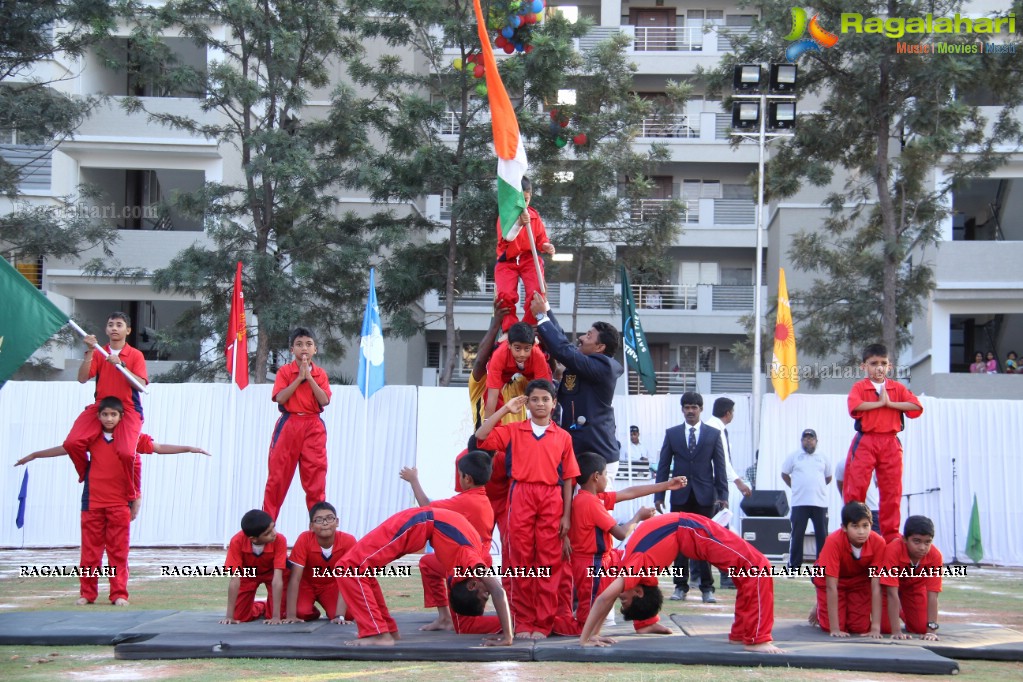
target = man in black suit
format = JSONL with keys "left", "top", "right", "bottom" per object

{"left": 654, "top": 391, "right": 728, "bottom": 603}
{"left": 530, "top": 293, "right": 623, "bottom": 481}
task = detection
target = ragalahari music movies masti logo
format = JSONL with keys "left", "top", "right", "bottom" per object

{"left": 785, "top": 7, "right": 839, "bottom": 61}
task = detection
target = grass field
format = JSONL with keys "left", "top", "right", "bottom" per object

{"left": 1, "top": 548, "right": 1021, "bottom": 681}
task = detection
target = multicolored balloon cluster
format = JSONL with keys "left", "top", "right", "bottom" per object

{"left": 489, "top": 0, "right": 545, "bottom": 54}
{"left": 452, "top": 53, "right": 489, "bottom": 97}
{"left": 549, "top": 108, "right": 587, "bottom": 149}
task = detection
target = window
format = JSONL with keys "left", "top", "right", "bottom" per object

{"left": 7, "top": 254, "right": 42, "bottom": 288}
{"left": 557, "top": 90, "right": 576, "bottom": 105}
{"left": 677, "top": 345, "right": 716, "bottom": 372}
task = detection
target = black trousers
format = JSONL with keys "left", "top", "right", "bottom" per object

{"left": 670, "top": 499, "right": 715, "bottom": 592}
{"left": 789, "top": 505, "right": 828, "bottom": 568}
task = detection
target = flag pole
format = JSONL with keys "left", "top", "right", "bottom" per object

{"left": 67, "top": 319, "right": 147, "bottom": 393}
{"left": 222, "top": 342, "right": 239, "bottom": 549}
{"left": 360, "top": 357, "right": 370, "bottom": 535}
{"left": 524, "top": 216, "right": 547, "bottom": 295}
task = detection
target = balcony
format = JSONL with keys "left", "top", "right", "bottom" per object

{"left": 934, "top": 241, "right": 1023, "bottom": 297}
{"left": 626, "top": 370, "right": 760, "bottom": 396}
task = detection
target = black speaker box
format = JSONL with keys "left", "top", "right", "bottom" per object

{"left": 740, "top": 489, "right": 790, "bottom": 517}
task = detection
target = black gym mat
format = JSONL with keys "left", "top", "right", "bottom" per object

{"left": 0, "top": 610, "right": 177, "bottom": 645}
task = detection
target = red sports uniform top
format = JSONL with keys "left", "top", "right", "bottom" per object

{"left": 486, "top": 342, "right": 552, "bottom": 389}
{"left": 80, "top": 434, "right": 130, "bottom": 511}
{"left": 88, "top": 343, "right": 148, "bottom": 415}
{"left": 495, "top": 205, "right": 550, "bottom": 260}
{"left": 619, "top": 512, "right": 766, "bottom": 591}
{"left": 225, "top": 531, "right": 289, "bottom": 580}
{"left": 289, "top": 530, "right": 358, "bottom": 587}
{"left": 569, "top": 490, "right": 617, "bottom": 556}
{"left": 847, "top": 379, "right": 923, "bottom": 434}
{"left": 272, "top": 362, "right": 332, "bottom": 414}
{"left": 815, "top": 528, "right": 887, "bottom": 581}
{"left": 879, "top": 540, "right": 943, "bottom": 593}
{"left": 431, "top": 487, "right": 495, "bottom": 550}
{"left": 341, "top": 508, "right": 488, "bottom": 581}
{"left": 475, "top": 421, "right": 580, "bottom": 485}
{"left": 129, "top": 433, "right": 156, "bottom": 500}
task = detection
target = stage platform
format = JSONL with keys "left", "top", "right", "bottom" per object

{"left": 3, "top": 610, "right": 1023, "bottom": 673}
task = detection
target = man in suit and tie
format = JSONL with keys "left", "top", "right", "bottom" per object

{"left": 655, "top": 391, "right": 728, "bottom": 603}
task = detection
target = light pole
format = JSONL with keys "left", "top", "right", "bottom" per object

{"left": 731, "top": 63, "right": 797, "bottom": 472}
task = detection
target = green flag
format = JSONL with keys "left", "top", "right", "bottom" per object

{"left": 620, "top": 266, "right": 657, "bottom": 395}
{"left": 965, "top": 493, "right": 983, "bottom": 564}
{"left": 0, "top": 257, "right": 69, "bottom": 382}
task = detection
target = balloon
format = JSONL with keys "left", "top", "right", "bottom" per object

{"left": 502, "top": 26, "right": 514, "bottom": 39}
{"left": 515, "top": 42, "right": 525, "bottom": 52}
{"left": 573, "top": 133, "right": 587, "bottom": 145}
{"left": 476, "top": 83, "right": 488, "bottom": 97}
{"left": 495, "top": 35, "right": 507, "bottom": 48}
{"left": 560, "top": 119, "right": 569, "bottom": 127}
{"left": 531, "top": 0, "right": 543, "bottom": 13}
{"left": 510, "top": 0, "right": 521, "bottom": 9}
{"left": 509, "top": 15, "right": 521, "bottom": 28}
{"left": 525, "top": 44, "right": 535, "bottom": 53}
{"left": 473, "top": 64, "right": 485, "bottom": 78}
{"left": 555, "top": 136, "right": 567, "bottom": 148}
{"left": 549, "top": 109, "right": 558, "bottom": 120}
{"left": 503, "top": 43, "right": 515, "bottom": 53}
{"left": 452, "top": 58, "right": 463, "bottom": 71}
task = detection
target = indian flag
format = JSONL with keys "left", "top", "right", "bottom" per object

{"left": 473, "top": 0, "right": 527, "bottom": 240}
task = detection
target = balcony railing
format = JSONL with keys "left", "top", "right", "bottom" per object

{"left": 638, "top": 114, "right": 698, "bottom": 138}
{"left": 627, "top": 370, "right": 698, "bottom": 395}
{"left": 631, "top": 284, "right": 696, "bottom": 311}
{"left": 631, "top": 198, "right": 688, "bottom": 221}
{"left": 437, "top": 280, "right": 562, "bottom": 308}
{"left": 711, "top": 285, "right": 755, "bottom": 311}
{"left": 633, "top": 26, "right": 704, "bottom": 52}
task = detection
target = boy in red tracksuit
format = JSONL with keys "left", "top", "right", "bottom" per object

{"left": 221, "top": 509, "right": 288, "bottom": 624}
{"left": 402, "top": 451, "right": 499, "bottom": 634}
{"left": 494, "top": 176, "right": 555, "bottom": 332}
{"left": 579, "top": 512, "right": 784, "bottom": 653}
{"left": 570, "top": 453, "right": 686, "bottom": 633}
{"left": 263, "top": 327, "right": 332, "bottom": 520}
{"left": 470, "top": 379, "right": 579, "bottom": 639}
{"left": 335, "top": 507, "right": 513, "bottom": 646}
{"left": 68, "top": 397, "right": 134, "bottom": 606}
{"left": 283, "top": 502, "right": 356, "bottom": 623}
{"left": 811, "top": 501, "right": 887, "bottom": 638}
{"left": 881, "top": 515, "right": 943, "bottom": 640}
{"left": 64, "top": 312, "right": 148, "bottom": 499}
{"left": 483, "top": 322, "right": 552, "bottom": 420}
{"left": 844, "top": 343, "right": 923, "bottom": 541}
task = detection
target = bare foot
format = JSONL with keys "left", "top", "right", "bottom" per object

{"left": 392, "top": 630, "right": 401, "bottom": 641}
{"left": 75, "top": 597, "right": 91, "bottom": 606}
{"left": 515, "top": 631, "right": 534, "bottom": 640}
{"left": 419, "top": 617, "right": 453, "bottom": 631}
{"left": 745, "top": 641, "right": 785, "bottom": 654}
{"left": 529, "top": 631, "right": 547, "bottom": 640}
{"left": 636, "top": 623, "right": 673, "bottom": 635}
{"left": 345, "top": 633, "right": 396, "bottom": 647}
{"left": 112, "top": 598, "right": 130, "bottom": 606}
{"left": 728, "top": 638, "right": 744, "bottom": 645}
{"left": 807, "top": 607, "right": 818, "bottom": 627}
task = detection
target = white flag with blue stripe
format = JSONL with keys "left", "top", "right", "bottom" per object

{"left": 358, "top": 268, "right": 385, "bottom": 398}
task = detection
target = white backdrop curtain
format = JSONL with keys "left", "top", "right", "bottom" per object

{"left": 2, "top": 382, "right": 1020, "bottom": 566}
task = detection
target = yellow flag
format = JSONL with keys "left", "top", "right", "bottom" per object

{"left": 770, "top": 267, "right": 799, "bottom": 400}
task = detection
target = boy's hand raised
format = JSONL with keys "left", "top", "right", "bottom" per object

{"left": 635, "top": 506, "right": 655, "bottom": 521}
{"left": 503, "top": 395, "right": 528, "bottom": 414}
{"left": 666, "top": 476, "right": 687, "bottom": 490}
{"left": 399, "top": 466, "right": 419, "bottom": 484}
{"left": 83, "top": 334, "right": 98, "bottom": 349}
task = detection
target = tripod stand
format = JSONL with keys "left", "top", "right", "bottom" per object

{"left": 902, "top": 487, "right": 940, "bottom": 518}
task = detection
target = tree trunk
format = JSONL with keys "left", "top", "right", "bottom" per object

{"left": 254, "top": 325, "right": 270, "bottom": 385}
{"left": 439, "top": 216, "right": 460, "bottom": 386}
{"left": 874, "top": 57, "right": 899, "bottom": 366}
{"left": 571, "top": 238, "right": 585, "bottom": 337}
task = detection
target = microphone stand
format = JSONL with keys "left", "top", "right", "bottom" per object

{"left": 902, "top": 487, "right": 940, "bottom": 518}
{"left": 951, "top": 457, "right": 960, "bottom": 564}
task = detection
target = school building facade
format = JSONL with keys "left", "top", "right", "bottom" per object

{"left": 2, "top": 0, "right": 1021, "bottom": 399}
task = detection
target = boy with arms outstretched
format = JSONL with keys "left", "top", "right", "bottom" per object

{"left": 578, "top": 511, "right": 783, "bottom": 653}
{"left": 264, "top": 327, "right": 332, "bottom": 520}
{"left": 282, "top": 502, "right": 356, "bottom": 623}
{"left": 811, "top": 501, "right": 887, "bottom": 638}
{"left": 844, "top": 343, "right": 923, "bottom": 541}
{"left": 221, "top": 509, "right": 288, "bottom": 624}
{"left": 470, "top": 380, "right": 580, "bottom": 639}
{"left": 570, "top": 452, "right": 687, "bottom": 632}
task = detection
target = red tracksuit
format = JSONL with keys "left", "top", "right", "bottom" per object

{"left": 263, "top": 361, "right": 332, "bottom": 519}
{"left": 288, "top": 529, "right": 357, "bottom": 620}
{"left": 495, "top": 205, "right": 550, "bottom": 331}
{"left": 64, "top": 344, "right": 147, "bottom": 498}
{"left": 419, "top": 488, "right": 500, "bottom": 634}
{"left": 224, "top": 531, "right": 289, "bottom": 621}
{"left": 844, "top": 378, "right": 923, "bottom": 541}
{"left": 569, "top": 490, "right": 618, "bottom": 628}
{"left": 879, "top": 540, "right": 943, "bottom": 634}
{"left": 476, "top": 420, "right": 580, "bottom": 635}
{"left": 622, "top": 513, "right": 776, "bottom": 645}
{"left": 486, "top": 342, "right": 552, "bottom": 390}
{"left": 74, "top": 433, "right": 132, "bottom": 603}
{"left": 812, "top": 528, "right": 887, "bottom": 634}
{"left": 336, "top": 507, "right": 489, "bottom": 639}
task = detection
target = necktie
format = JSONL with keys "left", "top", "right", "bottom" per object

{"left": 723, "top": 428, "right": 730, "bottom": 455}
{"left": 688, "top": 426, "right": 696, "bottom": 451}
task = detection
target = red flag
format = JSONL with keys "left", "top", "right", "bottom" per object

{"left": 226, "top": 261, "right": 248, "bottom": 389}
